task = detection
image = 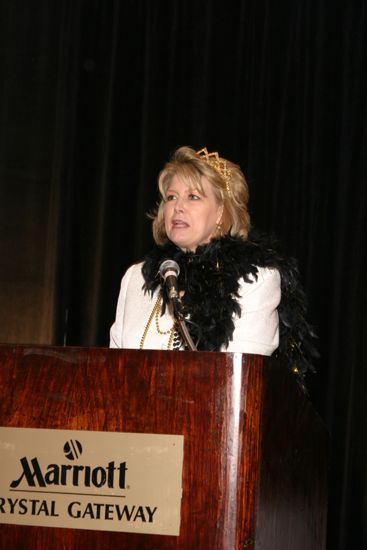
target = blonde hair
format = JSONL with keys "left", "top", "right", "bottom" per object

{"left": 151, "top": 146, "right": 251, "bottom": 245}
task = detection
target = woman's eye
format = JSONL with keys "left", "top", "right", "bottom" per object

{"left": 189, "top": 194, "right": 200, "bottom": 200}
{"left": 165, "top": 194, "right": 177, "bottom": 201}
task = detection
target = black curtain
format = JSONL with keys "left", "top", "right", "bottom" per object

{"left": 0, "top": 1, "right": 366, "bottom": 548}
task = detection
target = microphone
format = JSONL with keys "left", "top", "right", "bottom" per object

{"left": 159, "top": 259, "right": 180, "bottom": 300}
{"left": 159, "top": 259, "right": 197, "bottom": 351}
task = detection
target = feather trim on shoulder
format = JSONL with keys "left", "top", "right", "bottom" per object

{"left": 142, "top": 232, "right": 318, "bottom": 381}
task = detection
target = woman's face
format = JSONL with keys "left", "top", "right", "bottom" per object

{"left": 163, "top": 174, "right": 223, "bottom": 251}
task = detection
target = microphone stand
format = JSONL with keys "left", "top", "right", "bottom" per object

{"left": 171, "top": 298, "right": 197, "bottom": 352}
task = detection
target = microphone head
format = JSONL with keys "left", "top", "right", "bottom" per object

{"left": 159, "top": 259, "right": 180, "bottom": 280}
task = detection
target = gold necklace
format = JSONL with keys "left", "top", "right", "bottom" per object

{"left": 140, "top": 294, "right": 177, "bottom": 350}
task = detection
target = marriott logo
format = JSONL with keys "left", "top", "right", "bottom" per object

{"left": 10, "top": 457, "right": 128, "bottom": 490}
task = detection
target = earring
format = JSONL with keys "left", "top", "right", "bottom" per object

{"left": 216, "top": 221, "right": 223, "bottom": 236}
{"left": 216, "top": 205, "right": 224, "bottom": 236}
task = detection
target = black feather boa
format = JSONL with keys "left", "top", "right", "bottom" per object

{"left": 142, "top": 232, "right": 318, "bottom": 379}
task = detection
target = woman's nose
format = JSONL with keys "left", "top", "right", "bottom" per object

{"left": 174, "top": 197, "right": 184, "bottom": 212}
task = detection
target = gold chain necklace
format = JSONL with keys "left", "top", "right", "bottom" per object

{"left": 140, "top": 294, "right": 177, "bottom": 350}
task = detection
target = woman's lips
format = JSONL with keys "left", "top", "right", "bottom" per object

{"left": 172, "top": 219, "right": 189, "bottom": 227}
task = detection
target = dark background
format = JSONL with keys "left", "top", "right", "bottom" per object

{"left": 0, "top": 1, "right": 366, "bottom": 548}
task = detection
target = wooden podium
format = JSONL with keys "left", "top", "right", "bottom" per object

{"left": 0, "top": 345, "right": 328, "bottom": 549}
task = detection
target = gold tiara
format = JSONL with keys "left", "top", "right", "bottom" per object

{"left": 196, "top": 147, "right": 232, "bottom": 195}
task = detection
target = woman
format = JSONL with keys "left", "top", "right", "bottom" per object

{"left": 110, "top": 146, "right": 316, "bottom": 378}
